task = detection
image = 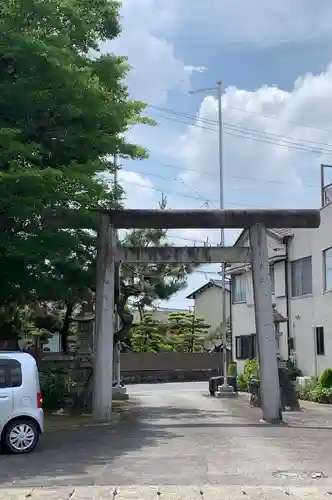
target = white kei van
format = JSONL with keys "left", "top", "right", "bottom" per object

{"left": 0, "top": 352, "right": 44, "bottom": 454}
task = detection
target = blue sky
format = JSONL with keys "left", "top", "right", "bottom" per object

{"left": 103, "top": 0, "right": 332, "bottom": 309}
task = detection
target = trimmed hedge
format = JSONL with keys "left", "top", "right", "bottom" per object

{"left": 237, "top": 360, "right": 332, "bottom": 405}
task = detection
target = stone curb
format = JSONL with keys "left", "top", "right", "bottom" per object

{"left": 1, "top": 485, "right": 332, "bottom": 499}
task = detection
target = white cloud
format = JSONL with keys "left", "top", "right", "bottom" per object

{"left": 184, "top": 65, "right": 207, "bottom": 75}
{"left": 100, "top": 0, "right": 191, "bottom": 106}
{"left": 118, "top": 170, "right": 159, "bottom": 209}
{"left": 174, "top": 63, "right": 332, "bottom": 211}
{"left": 154, "top": 0, "right": 332, "bottom": 48}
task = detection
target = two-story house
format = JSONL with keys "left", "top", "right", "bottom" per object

{"left": 229, "top": 191, "right": 332, "bottom": 377}
{"left": 186, "top": 279, "right": 231, "bottom": 350}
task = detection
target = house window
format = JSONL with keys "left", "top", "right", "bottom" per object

{"left": 269, "top": 265, "right": 275, "bottom": 294}
{"left": 323, "top": 247, "right": 332, "bottom": 292}
{"left": 232, "top": 274, "right": 246, "bottom": 303}
{"left": 315, "top": 326, "right": 325, "bottom": 356}
{"left": 291, "top": 256, "right": 312, "bottom": 297}
{"left": 235, "top": 334, "right": 256, "bottom": 360}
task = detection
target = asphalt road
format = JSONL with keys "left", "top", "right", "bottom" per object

{"left": 2, "top": 381, "right": 332, "bottom": 498}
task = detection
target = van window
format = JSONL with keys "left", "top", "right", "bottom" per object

{"left": 0, "top": 366, "right": 6, "bottom": 388}
{"left": 0, "top": 359, "right": 22, "bottom": 388}
{"left": 9, "top": 359, "right": 22, "bottom": 387}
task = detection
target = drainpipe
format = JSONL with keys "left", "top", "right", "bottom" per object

{"left": 284, "top": 236, "right": 291, "bottom": 359}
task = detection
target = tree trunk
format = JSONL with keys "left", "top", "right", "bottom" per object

{"left": 60, "top": 302, "right": 73, "bottom": 354}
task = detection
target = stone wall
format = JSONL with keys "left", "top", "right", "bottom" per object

{"left": 40, "top": 351, "right": 232, "bottom": 392}
{"left": 122, "top": 368, "right": 220, "bottom": 384}
{"left": 120, "top": 351, "right": 230, "bottom": 373}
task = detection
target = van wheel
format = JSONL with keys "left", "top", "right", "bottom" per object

{"left": 3, "top": 419, "right": 39, "bottom": 454}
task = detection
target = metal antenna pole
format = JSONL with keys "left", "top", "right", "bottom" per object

{"left": 189, "top": 81, "right": 234, "bottom": 396}
{"left": 217, "top": 82, "right": 225, "bottom": 377}
{"left": 215, "top": 81, "right": 233, "bottom": 396}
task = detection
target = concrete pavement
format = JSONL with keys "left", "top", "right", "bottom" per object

{"left": 1, "top": 381, "right": 332, "bottom": 498}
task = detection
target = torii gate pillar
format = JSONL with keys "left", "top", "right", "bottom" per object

{"left": 249, "top": 224, "right": 281, "bottom": 423}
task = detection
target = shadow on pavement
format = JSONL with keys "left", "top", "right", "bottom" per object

{"left": 139, "top": 404, "right": 332, "bottom": 432}
{"left": 0, "top": 406, "right": 176, "bottom": 487}
{"left": 3, "top": 394, "right": 332, "bottom": 488}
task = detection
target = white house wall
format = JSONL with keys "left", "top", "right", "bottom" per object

{"left": 44, "top": 332, "right": 61, "bottom": 353}
{"left": 288, "top": 203, "right": 332, "bottom": 376}
{"left": 231, "top": 233, "right": 288, "bottom": 373}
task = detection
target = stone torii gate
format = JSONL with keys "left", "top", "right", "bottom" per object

{"left": 94, "top": 208, "right": 320, "bottom": 424}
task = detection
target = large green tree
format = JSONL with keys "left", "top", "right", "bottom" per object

{"left": 0, "top": 0, "right": 149, "bottom": 345}
{"left": 130, "top": 312, "right": 170, "bottom": 353}
{"left": 167, "top": 311, "right": 211, "bottom": 353}
{"left": 114, "top": 196, "right": 197, "bottom": 346}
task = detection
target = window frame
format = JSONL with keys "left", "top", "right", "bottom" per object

{"left": 290, "top": 256, "right": 312, "bottom": 298}
{"left": 8, "top": 359, "right": 22, "bottom": 388}
{"left": 0, "top": 359, "right": 22, "bottom": 388}
{"left": 315, "top": 326, "right": 325, "bottom": 356}
{"left": 232, "top": 274, "right": 246, "bottom": 304}
{"left": 323, "top": 247, "right": 332, "bottom": 292}
{"left": 235, "top": 334, "right": 256, "bottom": 360}
{"left": 0, "top": 366, "right": 7, "bottom": 388}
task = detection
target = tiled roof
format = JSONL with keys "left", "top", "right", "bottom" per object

{"left": 234, "top": 227, "right": 293, "bottom": 246}
{"left": 269, "top": 228, "right": 293, "bottom": 238}
{"left": 186, "top": 279, "right": 230, "bottom": 300}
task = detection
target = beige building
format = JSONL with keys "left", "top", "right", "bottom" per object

{"left": 186, "top": 279, "right": 231, "bottom": 349}
{"left": 229, "top": 194, "right": 332, "bottom": 377}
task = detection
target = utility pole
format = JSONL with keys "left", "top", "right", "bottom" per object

{"left": 216, "top": 81, "right": 233, "bottom": 395}
{"left": 189, "top": 81, "right": 234, "bottom": 396}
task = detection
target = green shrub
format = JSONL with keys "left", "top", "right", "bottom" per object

{"left": 40, "top": 371, "right": 76, "bottom": 411}
{"left": 295, "top": 376, "right": 332, "bottom": 404}
{"left": 237, "top": 373, "right": 247, "bottom": 392}
{"left": 310, "top": 385, "right": 332, "bottom": 404}
{"left": 319, "top": 368, "right": 332, "bottom": 388}
{"left": 296, "top": 377, "right": 317, "bottom": 401}
{"left": 228, "top": 363, "right": 237, "bottom": 377}
{"left": 243, "top": 359, "right": 259, "bottom": 385}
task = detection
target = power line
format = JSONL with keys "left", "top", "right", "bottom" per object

{"left": 126, "top": 170, "right": 217, "bottom": 207}
{"left": 155, "top": 161, "right": 321, "bottom": 189}
{"left": 167, "top": 234, "right": 220, "bottom": 245}
{"left": 143, "top": 85, "right": 332, "bottom": 134}
{"left": 224, "top": 105, "right": 332, "bottom": 135}
{"left": 124, "top": 166, "right": 320, "bottom": 191}
{"left": 122, "top": 177, "right": 265, "bottom": 208}
{"left": 149, "top": 105, "right": 332, "bottom": 146}
{"left": 152, "top": 112, "right": 332, "bottom": 157}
